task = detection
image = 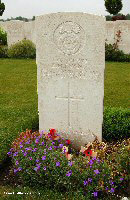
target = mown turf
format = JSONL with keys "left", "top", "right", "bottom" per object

{"left": 104, "top": 62, "right": 130, "bottom": 108}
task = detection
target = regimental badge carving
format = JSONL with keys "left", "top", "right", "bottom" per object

{"left": 53, "top": 21, "right": 85, "bottom": 55}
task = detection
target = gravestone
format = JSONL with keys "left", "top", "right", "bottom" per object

{"left": 36, "top": 12, "right": 105, "bottom": 150}
{"left": 6, "top": 20, "right": 24, "bottom": 47}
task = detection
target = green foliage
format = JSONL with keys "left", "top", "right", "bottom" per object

{"left": 0, "top": 45, "right": 8, "bottom": 58}
{"left": 113, "top": 145, "right": 130, "bottom": 182}
{"left": 105, "top": 0, "right": 123, "bottom": 15}
{"left": 105, "top": 15, "right": 112, "bottom": 21}
{"left": 105, "top": 43, "right": 130, "bottom": 62}
{"left": 0, "top": 26, "right": 7, "bottom": 45}
{"left": 126, "top": 14, "right": 130, "bottom": 20}
{"left": 15, "top": 16, "right": 28, "bottom": 22}
{"left": 8, "top": 39, "right": 36, "bottom": 59}
{"left": 0, "top": 0, "right": 5, "bottom": 16}
{"left": 32, "top": 16, "right": 35, "bottom": 21}
{"left": 103, "top": 106, "right": 130, "bottom": 142}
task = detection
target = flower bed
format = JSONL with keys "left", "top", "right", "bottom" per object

{"left": 7, "top": 129, "right": 130, "bottom": 199}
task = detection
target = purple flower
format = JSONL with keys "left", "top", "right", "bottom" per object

{"left": 7, "top": 152, "right": 12, "bottom": 155}
{"left": 14, "top": 169, "right": 18, "bottom": 173}
{"left": 56, "top": 162, "right": 60, "bottom": 167}
{"left": 94, "top": 169, "right": 100, "bottom": 174}
{"left": 10, "top": 148, "right": 14, "bottom": 151}
{"left": 29, "top": 157, "right": 32, "bottom": 160}
{"left": 42, "top": 156, "right": 46, "bottom": 160}
{"left": 16, "top": 160, "right": 19, "bottom": 165}
{"left": 59, "top": 144, "right": 64, "bottom": 148}
{"left": 25, "top": 140, "right": 30, "bottom": 144}
{"left": 13, "top": 152, "right": 18, "bottom": 156}
{"left": 89, "top": 160, "right": 94, "bottom": 165}
{"left": 97, "top": 159, "right": 100, "bottom": 163}
{"left": 84, "top": 180, "right": 88, "bottom": 186}
{"left": 52, "top": 142, "right": 55, "bottom": 145}
{"left": 66, "top": 170, "right": 72, "bottom": 177}
{"left": 48, "top": 146, "right": 52, "bottom": 150}
{"left": 36, "top": 159, "right": 39, "bottom": 163}
{"left": 88, "top": 178, "right": 92, "bottom": 183}
{"left": 43, "top": 166, "right": 46, "bottom": 170}
{"left": 68, "top": 161, "right": 73, "bottom": 166}
{"left": 18, "top": 167, "right": 22, "bottom": 171}
{"left": 93, "top": 192, "right": 98, "bottom": 197}
{"left": 20, "top": 145, "right": 23, "bottom": 149}
{"left": 109, "top": 180, "right": 114, "bottom": 185}
{"left": 25, "top": 147, "right": 31, "bottom": 151}
{"left": 22, "top": 150, "right": 24, "bottom": 153}
{"left": 41, "top": 141, "right": 44, "bottom": 146}
{"left": 110, "top": 188, "right": 115, "bottom": 193}
{"left": 19, "top": 142, "right": 23, "bottom": 144}
{"left": 35, "top": 138, "right": 39, "bottom": 144}
{"left": 92, "top": 157, "right": 97, "bottom": 160}
{"left": 24, "top": 152, "right": 27, "bottom": 156}
{"left": 106, "top": 186, "right": 109, "bottom": 191}
{"left": 36, "top": 165, "right": 40, "bottom": 170}
{"left": 34, "top": 167, "right": 38, "bottom": 172}
{"left": 36, "top": 163, "right": 41, "bottom": 166}
{"left": 32, "top": 148, "right": 37, "bottom": 152}
{"left": 38, "top": 134, "right": 43, "bottom": 138}
{"left": 44, "top": 150, "right": 47, "bottom": 154}
{"left": 120, "top": 178, "right": 124, "bottom": 181}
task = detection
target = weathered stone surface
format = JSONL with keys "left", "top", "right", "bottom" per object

{"left": 36, "top": 12, "right": 105, "bottom": 150}
{"left": 6, "top": 20, "right": 25, "bottom": 47}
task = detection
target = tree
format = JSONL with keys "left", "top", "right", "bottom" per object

{"left": 32, "top": 16, "right": 35, "bottom": 21}
{"left": 105, "top": 0, "right": 123, "bottom": 15}
{"left": 0, "top": 0, "right": 5, "bottom": 16}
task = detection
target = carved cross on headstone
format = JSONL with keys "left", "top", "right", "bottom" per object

{"left": 55, "top": 82, "right": 85, "bottom": 128}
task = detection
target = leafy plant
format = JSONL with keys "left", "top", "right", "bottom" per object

{"left": 0, "top": 45, "right": 8, "bottom": 58}
{"left": 8, "top": 39, "right": 36, "bottom": 59}
{"left": 105, "top": 0, "right": 123, "bottom": 16}
{"left": 0, "top": 26, "right": 7, "bottom": 45}
{"left": 103, "top": 106, "right": 130, "bottom": 142}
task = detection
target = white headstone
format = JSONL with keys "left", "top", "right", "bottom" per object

{"left": 36, "top": 12, "right": 105, "bottom": 150}
{"left": 6, "top": 20, "right": 24, "bottom": 47}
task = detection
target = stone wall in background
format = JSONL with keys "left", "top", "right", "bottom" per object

{"left": 0, "top": 19, "right": 130, "bottom": 54}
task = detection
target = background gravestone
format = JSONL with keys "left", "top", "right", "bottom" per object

{"left": 36, "top": 12, "right": 105, "bottom": 150}
{"left": 6, "top": 20, "right": 24, "bottom": 47}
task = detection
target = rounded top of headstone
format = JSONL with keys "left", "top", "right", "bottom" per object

{"left": 36, "top": 12, "right": 106, "bottom": 21}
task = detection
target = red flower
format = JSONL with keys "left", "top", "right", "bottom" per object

{"left": 83, "top": 149, "right": 92, "bottom": 157}
{"left": 50, "top": 129, "right": 56, "bottom": 136}
{"left": 66, "top": 140, "right": 71, "bottom": 145}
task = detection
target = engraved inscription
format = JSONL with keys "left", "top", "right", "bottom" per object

{"left": 39, "top": 58, "right": 102, "bottom": 82}
{"left": 53, "top": 21, "right": 85, "bottom": 55}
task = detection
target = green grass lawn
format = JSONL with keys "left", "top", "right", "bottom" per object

{"left": 104, "top": 62, "right": 130, "bottom": 108}
{"left": 0, "top": 59, "right": 130, "bottom": 200}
